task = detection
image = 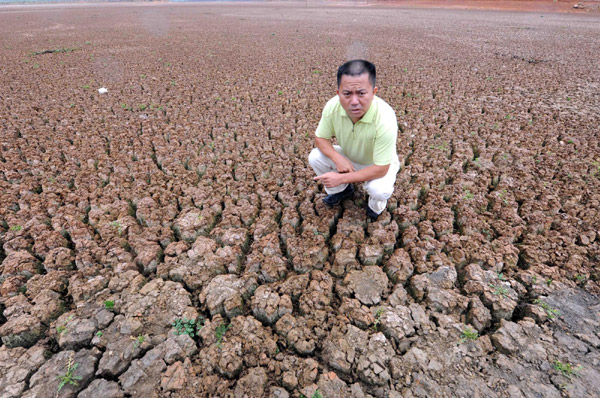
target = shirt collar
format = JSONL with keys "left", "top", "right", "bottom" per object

{"left": 338, "top": 96, "right": 377, "bottom": 124}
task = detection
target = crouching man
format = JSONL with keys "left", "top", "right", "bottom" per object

{"left": 308, "top": 59, "right": 400, "bottom": 221}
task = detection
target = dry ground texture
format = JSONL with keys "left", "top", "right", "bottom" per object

{"left": 1, "top": 2, "right": 600, "bottom": 398}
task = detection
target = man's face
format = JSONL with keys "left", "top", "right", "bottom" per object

{"left": 337, "top": 73, "right": 378, "bottom": 123}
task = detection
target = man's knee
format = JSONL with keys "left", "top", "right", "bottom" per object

{"left": 308, "top": 147, "right": 323, "bottom": 167}
{"left": 366, "top": 184, "right": 394, "bottom": 201}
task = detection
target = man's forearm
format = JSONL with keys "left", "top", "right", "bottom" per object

{"left": 339, "top": 164, "right": 389, "bottom": 184}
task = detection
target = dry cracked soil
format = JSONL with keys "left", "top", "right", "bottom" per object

{"left": 0, "top": 2, "right": 599, "bottom": 398}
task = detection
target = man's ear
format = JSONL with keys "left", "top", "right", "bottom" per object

{"left": 373, "top": 86, "right": 378, "bottom": 95}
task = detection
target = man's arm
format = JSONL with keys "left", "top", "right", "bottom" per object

{"left": 314, "top": 164, "right": 390, "bottom": 188}
{"left": 315, "top": 137, "right": 355, "bottom": 173}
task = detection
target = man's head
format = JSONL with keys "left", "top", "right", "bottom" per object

{"left": 337, "top": 59, "right": 376, "bottom": 88}
{"left": 336, "top": 60, "right": 378, "bottom": 123}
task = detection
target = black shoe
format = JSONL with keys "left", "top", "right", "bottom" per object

{"left": 366, "top": 204, "right": 381, "bottom": 221}
{"left": 323, "top": 184, "right": 354, "bottom": 207}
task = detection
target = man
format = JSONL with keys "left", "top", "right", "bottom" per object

{"left": 308, "top": 59, "right": 400, "bottom": 221}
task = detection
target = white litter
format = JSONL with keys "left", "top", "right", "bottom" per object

{"left": 98, "top": 87, "right": 108, "bottom": 94}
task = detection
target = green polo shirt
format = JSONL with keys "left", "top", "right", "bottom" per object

{"left": 315, "top": 95, "right": 398, "bottom": 166}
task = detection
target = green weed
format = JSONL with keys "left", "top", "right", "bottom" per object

{"left": 429, "top": 141, "right": 448, "bottom": 151}
{"left": 9, "top": 225, "right": 22, "bottom": 232}
{"left": 553, "top": 360, "right": 582, "bottom": 379}
{"left": 489, "top": 283, "right": 508, "bottom": 297}
{"left": 591, "top": 160, "right": 600, "bottom": 176}
{"left": 533, "top": 299, "right": 560, "bottom": 320}
{"left": 459, "top": 326, "right": 479, "bottom": 343}
{"left": 373, "top": 307, "right": 385, "bottom": 330}
{"left": 172, "top": 317, "right": 204, "bottom": 337}
{"left": 300, "top": 390, "right": 323, "bottom": 398}
{"left": 131, "top": 334, "right": 145, "bottom": 349}
{"left": 104, "top": 300, "right": 115, "bottom": 311}
{"left": 57, "top": 353, "right": 82, "bottom": 393}
{"left": 215, "top": 322, "right": 230, "bottom": 348}
{"left": 110, "top": 221, "right": 122, "bottom": 236}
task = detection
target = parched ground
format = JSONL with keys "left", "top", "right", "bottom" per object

{"left": 1, "top": 2, "right": 599, "bottom": 398}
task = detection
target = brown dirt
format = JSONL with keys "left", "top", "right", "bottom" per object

{"left": 1, "top": 2, "right": 599, "bottom": 398}
{"left": 368, "top": 0, "right": 592, "bottom": 14}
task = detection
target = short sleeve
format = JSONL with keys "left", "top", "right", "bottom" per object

{"left": 372, "top": 113, "right": 398, "bottom": 166}
{"left": 315, "top": 98, "right": 337, "bottom": 139}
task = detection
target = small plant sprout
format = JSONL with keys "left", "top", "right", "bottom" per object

{"left": 464, "top": 189, "right": 474, "bottom": 200}
{"left": 553, "top": 360, "right": 583, "bottom": 379}
{"left": 56, "top": 314, "right": 74, "bottom": 335}
{"left": 9, "top": 225, "right": 23, "bottom": 232}
{"left": 574, "top": 274, "right": 586, "bottom": 283}
{"left": 545, "top": 278, "right": 553, "bottom": 287}
{"left": 533, "top": 299, "right": 560, "bottom": 320}
{"left": 96, "top": 331, "right": 103, "bottom": 337}
{"left": 489, "top": 283, "right": 508, "bottom": 297}
{"left": 591, "top": 160, "right": 600, "bottom": 175}
{"left": 215, "top": 322, "right": 230, "bottom": 348}
{"left": 104, "top": 300, "right": 115, "bottom": 311}
{"left": 172, "top": 317, "right": 204, "bottom": 337}
{"left": 131, "top": 334, "right": 145, "bottom": 349}
{"left": 300, "top": 390, "right": 323, "bottom": 398}
{"left": 497, "top": 272, "right": 506, "bottom": 281}
{"left": 373, "top": 307, "right": 385, "bottom": 330}
{"left": 110, "top": 220, "right": 122, "bottom": 235}
{"left": 459, "top": 326, "right": 479, "bottom": 343}
{"left": 57, "top": 352, "right": 82, "bottom": 393}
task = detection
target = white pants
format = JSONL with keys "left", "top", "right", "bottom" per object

{"left": 308, "top": 145, "right": 400, "bottom": 214}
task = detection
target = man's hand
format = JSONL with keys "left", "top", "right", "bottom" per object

{"left": 334, "top": 157, "right": 355, "bottom": 174}
{"left": 314, "top": 172, "right": 346, "bottom": 188}
{"left": 315, "top": 137, "right": 355, "bottom": 173}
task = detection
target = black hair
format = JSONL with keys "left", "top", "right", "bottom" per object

{"left": 337, "top": 59, "right": 376, "bottom": 88}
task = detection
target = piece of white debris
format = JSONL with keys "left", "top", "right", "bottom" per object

{"left": 98, "top": 87, "right": 108, "bottom": 94}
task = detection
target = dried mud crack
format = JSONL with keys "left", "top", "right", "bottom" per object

{"left": 1, "top": 3, "right": 600, "bottom": 398}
